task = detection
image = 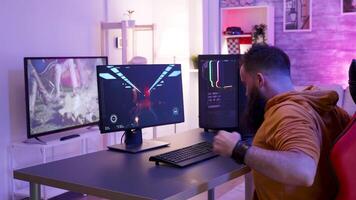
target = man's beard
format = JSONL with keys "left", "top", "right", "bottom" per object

{"left": 243, "top": 87, "right": 268, "bottom": 135}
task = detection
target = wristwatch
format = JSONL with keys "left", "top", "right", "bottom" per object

{"left": 231, "top": 141, "right": 251, "bottom": 164}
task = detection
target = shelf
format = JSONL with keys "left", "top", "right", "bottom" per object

{"left": 223, "top": 34, "right": 252, "bottom": 38}
{"left": 222, "top": 5, "right": 274, "bottom": 10}
{"left": 220, "top": 5, "right": 274, "bottom": 54}
{"left": 15, "top": 129, "right": 100, "bottom": 148}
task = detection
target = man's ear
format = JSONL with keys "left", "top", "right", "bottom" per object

{"left": 256, "top": 72, "right": 265, "bottom": 89}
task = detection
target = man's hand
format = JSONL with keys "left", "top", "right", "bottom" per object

{"left": 213, "top": 130, "right": 241, "bottom": 157}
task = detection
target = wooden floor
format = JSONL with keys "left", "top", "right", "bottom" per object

{"left": 47, "top": 176, "right": 245, "bottom": 200}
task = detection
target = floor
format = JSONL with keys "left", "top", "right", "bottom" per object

{"left": 190, "top": 176, "right": 245, "bottom": 200}
{"left": 46, "top": 176, "right": 245, "bottom": 200}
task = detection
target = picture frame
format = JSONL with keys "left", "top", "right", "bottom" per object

{"left": 342, "top": 0, "right": 356, "bottom": 14}
{"left": 283, "top": 0, "right": 312, "bottom": 32}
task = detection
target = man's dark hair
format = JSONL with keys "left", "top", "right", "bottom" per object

{"left": 242, "top": 44, "right": 291, "bottom": 76}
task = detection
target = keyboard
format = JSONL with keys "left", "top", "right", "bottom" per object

{"left": 149, "top": 141, "right": 218, "bottom": 168}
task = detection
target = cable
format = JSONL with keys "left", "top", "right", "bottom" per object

{"left": 121, "top": 132, "right": 126, "bottom": 144}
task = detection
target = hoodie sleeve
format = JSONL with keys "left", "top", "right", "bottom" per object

{"left": 265, "top": 103, "right": 322, "bottom": 163}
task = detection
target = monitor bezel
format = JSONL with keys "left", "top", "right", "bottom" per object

{"left": 96, "top": 64, "right": 185, "bottom": 133}
{"left": 198, "top": 54, "right": 242, "bottom": 130}
{"left": 24, "top": 56, "right": 108, "bottom": 139}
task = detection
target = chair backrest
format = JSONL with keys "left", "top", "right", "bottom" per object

{"left": 343, "top": 87, "right": 356, "bottom": 116}
{"left": 330, "top": 114, "right": 356, "bottom": 200}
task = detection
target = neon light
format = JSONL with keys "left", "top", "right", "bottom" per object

{"left": 113, "top": 69, "right": 141, "bottom": 93}
{"left": 168, "top": 70, "right": 181, "bottom": 77}
{"left": 99, "top": 73, "right": 116, "bottom": 80}
{"left": 165, "top": 66, "right": 173, "bottom": 71}
{"left": 111, "top": 68, "right": 119, "bottom": 73}
{"left": 216, "top": 60, "right": 220, "bottom": 88}
{"left": 209, "top": 60, "right": 214, "bottom": 88}
{"left": 149, "top": 65, "right": 174, "bottom": 92}
{"left": 224, "top": 85, "right": 233, "bottom": 88}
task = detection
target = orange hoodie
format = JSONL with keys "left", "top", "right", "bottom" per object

{"left": 252, "top": 86, "right": 351, "bottom": 200}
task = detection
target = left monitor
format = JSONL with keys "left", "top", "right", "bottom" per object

{"left": 96, "top": 64, "right": 184, "bottom": 153}
{"left": 24, "top": 56, "right": 108, "bottom": 138}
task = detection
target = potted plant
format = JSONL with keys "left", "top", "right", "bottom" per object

{"left": 125, "top": 10, "right": 135, "bottom": 27}
{"left": 190, "top": 55, "right": 199, "bottom": 69}
{"left": 251, "top": 24, "right": 267, "bottom": 44}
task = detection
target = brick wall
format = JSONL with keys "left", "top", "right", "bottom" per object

{"left": 221, "top": 0, "right": 356, "bottom": 87}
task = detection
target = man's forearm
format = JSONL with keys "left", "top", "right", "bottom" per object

{"left": 244, "top": 146, "right": 316, "bottom": 186}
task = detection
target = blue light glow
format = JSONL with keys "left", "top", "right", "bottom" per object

{"left": 99, "top": 73, "right": 116, "bottom": 80}
{"left": 168, "top": 70, "right": 181, "bottom": 77}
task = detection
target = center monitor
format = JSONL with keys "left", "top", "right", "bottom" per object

{"left": 97, "top": 64, "right": 184, "bottom": 153}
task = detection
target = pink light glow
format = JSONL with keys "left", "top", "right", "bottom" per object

{"left": 221, "top": 8, "right": 267, "bottom": 33}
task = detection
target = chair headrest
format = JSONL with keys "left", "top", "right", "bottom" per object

{"left": 349, "top": 60, "right": 356, "bottom": 104}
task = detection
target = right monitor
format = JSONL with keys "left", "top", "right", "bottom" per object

{"left": 198, "top": 54, "right": 246, "bottom": 132}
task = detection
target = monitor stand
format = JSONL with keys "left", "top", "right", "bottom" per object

{"left": 107, "top": 129, "right": 170, "bottom": 153}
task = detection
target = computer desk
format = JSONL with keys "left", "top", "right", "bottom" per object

{"left": 14, "top": 128, "right": 250, "bottom": 200}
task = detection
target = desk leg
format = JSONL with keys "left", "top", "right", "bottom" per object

{"left": 153, "top": 127, "right": 157, "bottom": 139}
{"left": 40, "top": 147, "right": 47, "bottom": 200}
{"left": 245, "top": 172, "right": 254, "bottom": 200}
{"left": 208, "top": 188, "right": 215, "bottom": 200}
{"left": 30, "top": 182, "right": 41, "bottom": 200}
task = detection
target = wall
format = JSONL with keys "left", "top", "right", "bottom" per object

{"left": 0, "top": 0, "right": 106, "bottom": 198}
{"left": 0, "top": 4, "right": 11, "bottom": 198}
{"left": 189, "top": 0, "right": 204, "bottom": 57}
{"left": 152, "top": 0, "right": 193, "bottom": 135}
{"left": 106, "top": 0, "right": 201, "bottom": 136}
{"left": 221, "top": 0, "right": 356, "bottom": 87}
{"left": 188, "top": 0, "right": 203, "bottom": 131}
{"left": 106, "top": 0, "right": 154, "bottom": 65}
{"left": 203, "top": 0, "right": 221, "bottom": 53}
{"left": 1, "top": 1, "right": 202, "bottom": 198}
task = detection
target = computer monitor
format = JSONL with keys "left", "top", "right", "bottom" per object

{"left": 97, "top": 64, "right": 184, "bottom": 153}
{"left": 24, "top": 56, "right": 108, "bottom": 139}
{"left": 198, "top": 54, "right": 247, "bottom": 134}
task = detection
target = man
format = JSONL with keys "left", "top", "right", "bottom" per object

{"left": 213, "top": 44, "right": 350, "bottom": 200}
